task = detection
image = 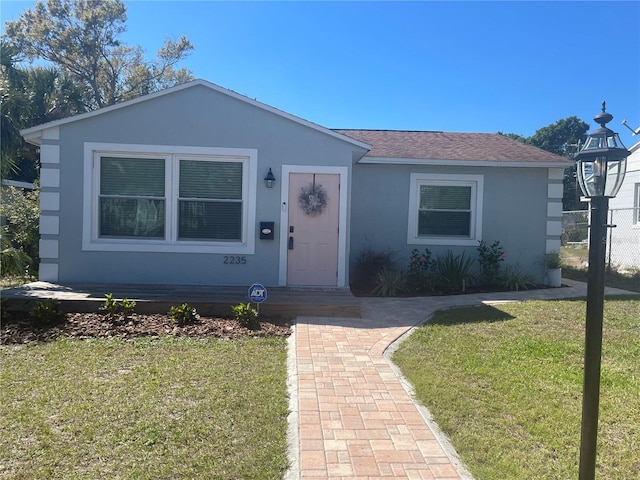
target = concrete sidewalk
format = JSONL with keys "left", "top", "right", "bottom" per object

{"left": 285, "top": 279, "right": 637, "bottom": 479}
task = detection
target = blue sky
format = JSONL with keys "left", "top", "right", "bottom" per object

{"left": 2, "top": 1, "right": 640, "bottom": 146}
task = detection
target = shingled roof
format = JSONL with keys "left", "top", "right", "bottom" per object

{"left": 334, "top": 129, "right": 570, "bottom": 165}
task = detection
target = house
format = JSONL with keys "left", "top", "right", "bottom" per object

{"left": 607, "top": 139, "right": 640, "bottom": 270}
{"left": 20, "top": 79, "right": 569, "bottom": 288}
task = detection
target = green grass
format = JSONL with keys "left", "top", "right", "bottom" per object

{"left": 393, "top": 296, "right": 640, "bottom": 480}
{"left": 0, "top": 336, "right": 289, "bottom": 479}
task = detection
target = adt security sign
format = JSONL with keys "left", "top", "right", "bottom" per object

{"left": 248, "top": 283, "right": 267, "bottom": 303}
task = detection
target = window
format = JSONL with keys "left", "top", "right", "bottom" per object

{"left": 178, "top": 160, "right": 243, "bottom": 241}
{"left": 84, "top": 144, "right": 257, "bottom": 253}
{"left": 99, "top": 157, "right": 166, "bottom": 238}
{"left": 408, "top": 173, "right": 483, "bottom": 246}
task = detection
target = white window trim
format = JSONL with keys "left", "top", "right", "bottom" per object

{"left": 83, "top": 143, "right": 257, "bottom": 254}
{"left": 407, "top": 173, "right": 484, "bottom": 246}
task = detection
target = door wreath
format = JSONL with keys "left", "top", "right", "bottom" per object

{"left": 298, "top": 175, "right": 327, "bottom": 215}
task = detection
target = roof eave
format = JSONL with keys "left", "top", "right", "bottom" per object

{"left": 358, "top": 156, "right": 572, "bottom": 168}
{"left": 23, "top": 130, "right": 43, "bottom": 146}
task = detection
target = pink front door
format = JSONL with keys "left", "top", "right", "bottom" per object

{"left": 287, "top": 173, "right": 340, "bottom": 286}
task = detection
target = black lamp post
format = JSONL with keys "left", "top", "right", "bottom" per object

{"left": 574, "top": 102, "right": 628, "bottom": 480}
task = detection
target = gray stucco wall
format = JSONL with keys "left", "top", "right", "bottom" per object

{"left": 47, "top": 84, "right": 362, "bottom": 285}
{"left": 349, "top": 162, "right": 553, "bottom": 285}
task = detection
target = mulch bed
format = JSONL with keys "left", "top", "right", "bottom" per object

{"left": 0, "top": 312, "right": 292, "bottom": 345}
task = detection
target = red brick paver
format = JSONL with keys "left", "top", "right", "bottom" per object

{"left": 293, "top": 314, "right": 463, "bottom": 480}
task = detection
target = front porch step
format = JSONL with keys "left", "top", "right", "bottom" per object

{"left": 1, "top": 282, "right": 362, "bottom": 318}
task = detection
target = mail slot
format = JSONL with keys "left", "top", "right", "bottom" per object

{"left": 260, "top": 221, "right": 275, "bottom": 240}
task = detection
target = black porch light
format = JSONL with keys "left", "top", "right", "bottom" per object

{"left": 264, "top": 168, "right": 276, "bottom": 188}
{"left": 575, "top": 102, "right": 628, "bottom": 198}
{"left": 574, "top": 102, "right": 629, "bottom": 480}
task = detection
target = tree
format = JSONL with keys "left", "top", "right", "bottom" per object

{"left": 0, "top": 186, "right": 40, "bottom": 277}
{"left": 1, "top": 40, "right": 86, "bottom": 182}
{"left": 528, "top": 117, "right": 589, "bottom": 211}
{"left": 497, "top": 131, "right": 527, "bottom": 143}
{"left": 3, "top": 0, "right": 194, "bottom": 110}
{"left": 528, "top": 116, "right": 589, "bottom": 157}
{"left": 1, "top": 42, "right": 26, "bottom": 178}
{"left": 500, "top": 116, "right": 590, "bottom": 211}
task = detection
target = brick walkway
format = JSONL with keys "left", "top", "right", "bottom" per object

{"left": 286, "top": 279, "right": 636, "bottom": 480}
{"left": 293, "top": 315, "right": 464, "bottom": 479}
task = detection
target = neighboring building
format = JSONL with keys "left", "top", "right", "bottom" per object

{"left": 20, "top": 79, "right": 569, "bottom": 287}
{"left": 607, "top": 139, "right": 640, "bottom": 270}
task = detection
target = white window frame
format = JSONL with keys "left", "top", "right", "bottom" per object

{"left": 83, "top": 143, "right": 257, "bottom": 254}
{"left": 407, "top": 173, "right": 484, "bottom": 246}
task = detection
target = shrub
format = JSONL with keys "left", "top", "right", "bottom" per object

{"left": 120, "top": 298, "right": 136, "bottom": 319}
{"left": 434, "top": 250, "right": 475, "bottom": 293}
{"left": 545, "top": 252, "right": 562, "bottom": 269}
{"left": 501, "top": 265, "right": 535, "bottom": 291}
{"left": 100, "top": 293, "right": 119, "bottom": 318}
{"left": 371, "top": 269, "right": 406, "bottom": 297}
{"left": 352, "top": 247, "right": 397, "bottom": 290}
{"left": 100, "top": 293, "right": 136, "bottom": 321}
{"left": 406, "top": 248, "right": 434, "bottom": 292}
{"left": 232, "top": 302, "right": 259, "bottom": 329}
{"left": 30, "top": 299, "right": 61, "bottom": 323}
{"left": 477, "top": 240, "right": 504, "bottom": 287}
{"left": 1, "top": 225, "right": 33, "bottom": 277}
{"left": 168, "top": 303, "right": 199, "bottom": 326}
{"left": 0, "top": 186, "right": 40, "bottom": 276}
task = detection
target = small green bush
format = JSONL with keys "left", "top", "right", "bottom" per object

{"left": 406, "top": 248, "right": 434, "bottom": 292}
{"left": 120, "top": 298, "right": 136, "bottom": 319}
{"left": 30, "top": 299, "right": 61, "bottom": 324}
{"left": 371, "top": 269, "right": 406, "bottom": 297}
{"left": 434, "top": 250, "right": 475, "bottom": 293}
{"left": 232, "top": 302, "right": 259, "bottom": 329}
{"left": 168, "top": 303, "right": 199, "bottom": 326}
{"left": 501, "top": 265, "right": 535, "bottom": 291}
{"left": 100, "top": 293, "right": 119, "bottom": 317}
{"left": 477, "top": 240, "right": 504, "bottom": 287}
{"left": 545, "top": 252, "right": 562, "bottom": 269}
{"left": 352, "top": 247, "right": 397, "bottom": 290}
{"left": 100, "top": 293, "right": 136, "bottom": 321}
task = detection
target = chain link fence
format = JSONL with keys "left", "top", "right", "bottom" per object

{"left": 562, "top": 208, "right": 640, "bottom": 271}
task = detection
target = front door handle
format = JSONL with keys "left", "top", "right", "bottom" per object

{"left": 288, "top": 236, "right": 294, "bottom": 250}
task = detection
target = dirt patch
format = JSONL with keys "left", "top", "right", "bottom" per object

{"left": 0, "top": 312, "right": 292, "bottom": 345}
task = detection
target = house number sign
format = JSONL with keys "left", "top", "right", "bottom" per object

{"left": 223, "top": 256, "right": 247, "bottom": 264}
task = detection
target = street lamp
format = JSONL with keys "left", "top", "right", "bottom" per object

{"left": 574, "top": 102, "right": 628, "bottom": 480}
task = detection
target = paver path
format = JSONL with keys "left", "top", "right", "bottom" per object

{"left": 286, "top": 279, "right": 636, "bottom": 479}
{"left": 292, "top": 315, "right": 463, "bottom": 479}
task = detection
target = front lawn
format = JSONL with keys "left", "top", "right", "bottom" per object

{"left": 393, "top": 296, "right": 640, "bottom": 480}
{"left": 0, "top": 336, "right": 289, "bottom": 479}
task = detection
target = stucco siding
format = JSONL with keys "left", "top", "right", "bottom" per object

{"left": 350, "top": 163, "right": 551, "bottom": 284}
{"left": 53, "top": 85, "right": 361, "bottom": 285}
